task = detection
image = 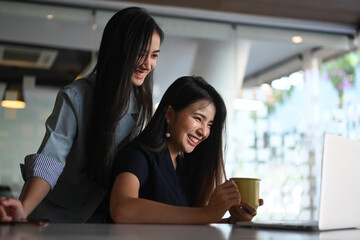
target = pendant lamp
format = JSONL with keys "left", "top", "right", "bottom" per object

{"left": 1, "top": 82, "right": 26, "bottom": 109}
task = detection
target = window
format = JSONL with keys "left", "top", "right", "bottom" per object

{"left": 227, "top": 51, "right": 359, "bottom": 221}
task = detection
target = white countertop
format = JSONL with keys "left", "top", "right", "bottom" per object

{"left": 1, "top": 223, "right": 360, "bottom": 240}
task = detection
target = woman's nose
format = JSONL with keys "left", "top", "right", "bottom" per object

{"left": 197, "top": 124, "right": 210, "bottom": 138}
{"left": 140, "top": 55, "right": 152, "bottom": 70}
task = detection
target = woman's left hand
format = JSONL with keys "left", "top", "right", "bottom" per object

{"left": 228, "top": 199, "right": 264, "bottom": 223}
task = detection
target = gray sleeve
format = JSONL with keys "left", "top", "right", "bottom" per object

{"left": 21, "top": 89, "right": 78, "bottom": 189}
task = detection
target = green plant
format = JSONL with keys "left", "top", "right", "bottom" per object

{"left": 322, "top": 52, "right": 358, "bottom": 108}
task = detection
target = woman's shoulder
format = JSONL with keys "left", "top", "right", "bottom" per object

{"left": 57, "top": 76, "right": 95, "bottom": 104}
{"left": 62, "top": 76, "right": 95, "bottom": 94}
{"left": 121, "top": 142, "right": 152, "bottom": 156}
{"left": 121, "top": 143, "right": 170, "bottom": 165}
{"left": 118, "top": 142, "right": 162, "bottom": 163}
{"left": 115, "top": 142, "right": 155, "bottom": 169}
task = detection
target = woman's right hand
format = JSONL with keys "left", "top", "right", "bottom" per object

{"left": 204, "top": 180, "right": 241, "bottom": 222}
{"left": 0, "top": 197, "right": 26, "bottom": 222}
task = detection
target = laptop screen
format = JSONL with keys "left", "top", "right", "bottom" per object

{"left": 318, "top": 133, "right": 360, "bottom": 230}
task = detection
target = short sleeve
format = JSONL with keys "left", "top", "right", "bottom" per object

{"left": 114, "top": 144, "right": 150, "bottom": 186}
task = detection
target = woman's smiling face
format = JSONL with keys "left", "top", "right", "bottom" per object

{"left": 166, "top": 99, "right": 216, "bottom": 160}
{"left": 131, "top": 31, "right": 161, "bottom": 87}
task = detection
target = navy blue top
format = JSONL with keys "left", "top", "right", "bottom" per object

{"left": 113, "top": 143, "right": 189, "bottom": 207}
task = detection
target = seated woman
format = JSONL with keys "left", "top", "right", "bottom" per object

{"left": 110, "top": 76, "right": 261, "bottom": 224}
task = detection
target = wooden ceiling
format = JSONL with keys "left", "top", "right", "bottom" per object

{"left": 110, "top": 0, "right": 360, "bottom": 26}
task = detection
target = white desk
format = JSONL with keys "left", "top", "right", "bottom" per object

{"left": 1, "top": 223, "right": 360, "bottom": 240}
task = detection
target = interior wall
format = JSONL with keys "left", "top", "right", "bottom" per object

{"left": 0, "top": 83, "right": 59, "bottom": 197}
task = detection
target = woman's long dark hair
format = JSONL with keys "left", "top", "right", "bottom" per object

{"left": 135, "top": 76, "right": 227, "bottom": 207}
{"left": 87, "top": 7, "right": 164, "bottom": 188}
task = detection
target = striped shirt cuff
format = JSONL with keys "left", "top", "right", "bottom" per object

{"left": 21, "top": 154, "right": 64, "bottom": 190}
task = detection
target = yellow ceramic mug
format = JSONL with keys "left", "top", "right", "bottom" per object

{"left": 230, "top": 177, "right": 261, "bottom": 208}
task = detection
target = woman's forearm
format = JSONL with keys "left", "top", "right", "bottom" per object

{"left": 110, "top": 197, "right": 215, "bottom": 224}
{"left": 20, "top": 177, "right": 51, "bottom": 217}
{"left": 109, "top": 173, "right": 239, "bottom": 224}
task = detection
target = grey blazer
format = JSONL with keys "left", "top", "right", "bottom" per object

{"left": 21, "top": 77, "right": 138, "bottom": 223}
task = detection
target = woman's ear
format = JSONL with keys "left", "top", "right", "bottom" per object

{"left": 165, "top": 105, "right": 175, "bottom": 123}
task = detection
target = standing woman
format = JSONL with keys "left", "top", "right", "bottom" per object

{"left": 0, "top": 7, "right": 164, "bottom": 223}
{"left": 110, "top": 76, "right": 261, "bottom": 224}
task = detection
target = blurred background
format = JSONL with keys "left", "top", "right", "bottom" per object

{"left": 0, "top": 0, "right": 359, "bottom": 221}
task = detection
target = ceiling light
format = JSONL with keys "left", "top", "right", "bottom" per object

{"left": 47, "top": 14, "right": 54, "bottom": 20}
{"left": 260, "top": 83, "right": 272, "bottom": 92}
{"left": 292, "top": 36, "right": 303, "bottom": 44}
{"left": 1, "top": 83, "right": 26, "bottom": 109}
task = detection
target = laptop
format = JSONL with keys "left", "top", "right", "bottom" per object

{"left": 236, "top": 133, "right": 360, "bottom": 231}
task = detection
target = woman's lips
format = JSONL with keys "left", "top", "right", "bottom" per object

{"left": 188, "top": 135, "right": 200, "bottom": 146}
{"left": 134, "top": 69, "right": 146, "bottom": 78}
